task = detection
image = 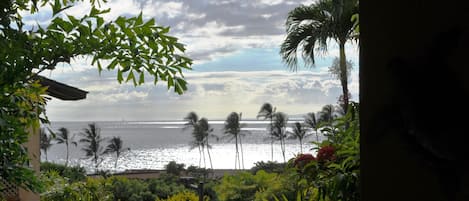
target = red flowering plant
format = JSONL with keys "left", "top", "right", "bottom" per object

{"left": 317, "top": 145, "right": 336, "bottom": 163}
{"left": 293, "top": 153, "right": 316, "bottom": 169}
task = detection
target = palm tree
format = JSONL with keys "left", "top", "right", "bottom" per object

{"left": 257, "top": 103, "right": 276, "bottom": 161}
{"left": 104, "top": 137, "right": 128, "bottom": 169}
{"left": 184, "top": 112, "right": 215, "bottom": 169}
{"left": 40, "top": 128, "right": 53, "bottom": 162}
{"left": 272, "top": 112, "right": 288, "bottom": 163}
{"left": 55, "top": 127, "right": 77, "bottom": 167}
{"left": 80, "top": 123, "right": 105, "bottom": 172}
{"left": 197, "top": 118, "right": 216, "bottom": 169}
{"left": 304, "top": 112, "right": 320, "bottom": 142}
{"left": 318, "top": 104, "right": 337, "bottom": 125}
{"left": 288, "top": 122, "right": 309, "bottom": 153}
{"left": 224, "top": 112, "right": 245, "bottom": 169}
{"left": 280, "top": 0, "right": 358, "bottom": 112}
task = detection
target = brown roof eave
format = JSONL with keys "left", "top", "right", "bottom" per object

{"left": 37, "top": 76, "right": 88, "bottom": 101}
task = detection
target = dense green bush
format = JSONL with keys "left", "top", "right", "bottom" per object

{"left": 288, "top": 102, "right": 360, "bottom": 201}
{"left": 41, "top": 171, "right": 112, "bottom": 201}
{"left": 157, "top": 191, "right": 206, "bottom": 201}
{"left": 147, "top": 174, "right": 186, "bottom": 199}
{"left": 106, "top": 176, "right": 155, "bottom": 201}
{"left": 165, "top": 161, "right": 185, "bottom": 176}
{"left": 40, "top": 162, "right": 86, "bottom": 183}
{"left": 214, "top": 170, "right": 295, "bottom": 201}
{"left": 250, "top": 161, "right": 286, "bottom": 174}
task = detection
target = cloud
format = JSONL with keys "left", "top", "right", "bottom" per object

{"left": 23, "top": 0, "right": 357, "bottom": 65}
{"left": 43, "top": 67, "right": 358, "bottom": 121}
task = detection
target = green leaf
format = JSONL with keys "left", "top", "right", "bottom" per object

{"left": 117, "top": 69, "right": 123, "bottom": 83}
{"left": 135, "top": 12, "right": 143, "bottom": 26}
{"left": 115, "top": 17, "right": 126, "bottom": 29}
{"left": 138, "top": 72, "right": 144, "bottom": 85}
{"left": 126, "top": 71, "right": 135, "bottom": 83}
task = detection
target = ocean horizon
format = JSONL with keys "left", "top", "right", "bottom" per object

{"left": 43, "top": 120, "right": 323, "bottom": 172}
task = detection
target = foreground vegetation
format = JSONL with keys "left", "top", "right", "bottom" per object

{"left": 37, "top": 103, "right": 359, "bottom": 201}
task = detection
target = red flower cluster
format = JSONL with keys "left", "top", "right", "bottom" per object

{"left": 317, "top": 145, "right": 335, "bottom": 162}
{"left": 294, "top": 153, "right": 316, "bottom": 168}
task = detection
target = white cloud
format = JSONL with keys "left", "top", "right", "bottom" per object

{"left": 44, "top": 69, "right": 358, "bottom": 121}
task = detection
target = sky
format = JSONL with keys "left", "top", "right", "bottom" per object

{"left": 30, "top": 0, "right": 359, "bottom": 121}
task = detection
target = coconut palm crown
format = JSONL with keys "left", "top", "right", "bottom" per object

{"left": 280, "top": 0, "right": 358, "bottom": 112}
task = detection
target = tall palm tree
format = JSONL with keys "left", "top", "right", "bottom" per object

{"left": 104, "top": 136, "right": 128, "bottom": 169}
{"left": 288, "top": 122, "right": 309, "bottom": 153}
{"left": 80, "top": 123, "right": 105, "bottom": 172}
{"left": 40, "top": 128, "right": 53, "bottom": 162}
{"left": 280, "top": 0, "right": 358, "bottom": 112}
{"left": 257, "top": 103, "right": 276, "bottom": 161}
{"left": 224, "top": 112, "right": 244, "bottom": 169}
{"left": 304, "top": 112, "right": 320, "bottom": 142}
{"left": 318, "top": 104, "right": 337, "bottom": 125}
{"left": 197, "top": 118, "right": 215, "bottom": 169}
{"left": 55, "top": 127, "right": 77, "bottom": 167}
{"left": 272, "top": 112, "right": 288, "bottom": 163}
{"left": 184, "top": 112, "right": 215, "bottom": 169}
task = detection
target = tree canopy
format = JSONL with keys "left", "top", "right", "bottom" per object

{"left": 0, "top": 0, "right": 192, "bottom": 191}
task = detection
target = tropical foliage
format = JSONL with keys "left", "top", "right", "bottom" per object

{"left": 104, "top": 137, "right": 128, "bottom": 169}
{"left": 0, "top": 0, "right": 192, "bottom": 191}
{"left": 289, "top": 102, "right": 360, "bottom": 201}
{"left": 184, "top": 112, "right": 216, "bottom": 169}
{"left": 272, "top": 112, "right": 289, "bottom": 163}
{"left": 224, "top": 112, "right": 246, "bottom": 169}
{"left": 40, "top": 162, "right": 86, "bottom": 183}
{"left": 80, "top": 123, "right": 105, "bottom": 172}
{"left": 288, "top": 122, "right": 309, "bottom": 153}
{"left": 257, "top": 103, "right": 276, "bottom": 161}
{"left": 54, "top": 127, "right": 78, "bottom": 167}
{"left": 40, "top": 128, "right": 54, "bottom": 162}
{"left": 280, "top": 0, "right": 358, "bottom": 112}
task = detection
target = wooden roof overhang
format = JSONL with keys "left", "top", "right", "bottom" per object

{"left": 38, "top": 76, "right": 88, "bottom": 100}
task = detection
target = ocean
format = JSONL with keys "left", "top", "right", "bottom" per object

{"left": 44, "top": 121, "right": 323, "bottom": 172}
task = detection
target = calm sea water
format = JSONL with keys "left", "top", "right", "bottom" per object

{"left": 44, "top": 121, "right": 323, "bottom": 172}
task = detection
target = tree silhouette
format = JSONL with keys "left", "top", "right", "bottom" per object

{"left": 104, "top": 136, "right": 128, "bottom": 169}
{"left": 257, "top": 103, "right": 276, "bottom": 161}
{"left": 55, "top": 127, "right": 77, "bottom": 167}
{"left": 40, "top": 128, "right": 53, "bottom": 162}
{"left": 272, "top": 112, "right": 289, "bottom": 163}
{"left": 224, "top": 112, "right": 246, "bottom": 169}
{"left": 288, "top": 122, "right": 309, "bottom": 153}
{"left": 79, "top": 123, "right": 105, "bottom": 172}
{"left": 281, "top": 0, "right": 358, "bottom": 112}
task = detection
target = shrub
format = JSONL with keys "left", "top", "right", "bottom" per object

{"left": 250, "top": 161, "right": 286, "bottom": 174}
{"left": 147, "top": 175, "right": 186, "bottom": 199}
{"left": 40, "top": 171, "right": 112, "bottom": 201}
{"left": 157, "top": 191, "right": 206, "bottom": 201}
{"left": 40, "top": 162, "right": 86, "bottom": 183}
{"left": 165, "top": 161, "right": 185, "bottom": 176}
{"left": 106, "top": 176, "right": 154, "bottom": 201}
{"left": 214, "top": 170, "right": 295, "bottom": 201}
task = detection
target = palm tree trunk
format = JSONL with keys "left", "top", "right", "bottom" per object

{"left": 239, "top": 135, "right": 244, "bottom": 169}
{"left": 270, "top": 117, "right": 273, "bottom": 161}
{"left": 206, "top": 140, "right": 213, "bottom": 169}
{"left": 115, "top": 154, "right": 119, "bottom": 169}
{"left": 339, "top": 41, "right": 349, "bottom": 113}
{"left": 315, "top": 129, "right": 319, "bottom": 142}
{"left": 198, "top": 146, "right": 202, "bottom": 167}
{"left": 235, "top": 137, "right": 240, "bottom": 169}
{"left": 281, "top": 134, "right": 286, "bottom": 163}
{"left": 300, "top": 139, "right": 303, "bottom": 153}
{"left": 202, "top": 146, "right": 206, "bottom": 168}
{"left": 65, "top": 143, "right": 69, "bottom": 167}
